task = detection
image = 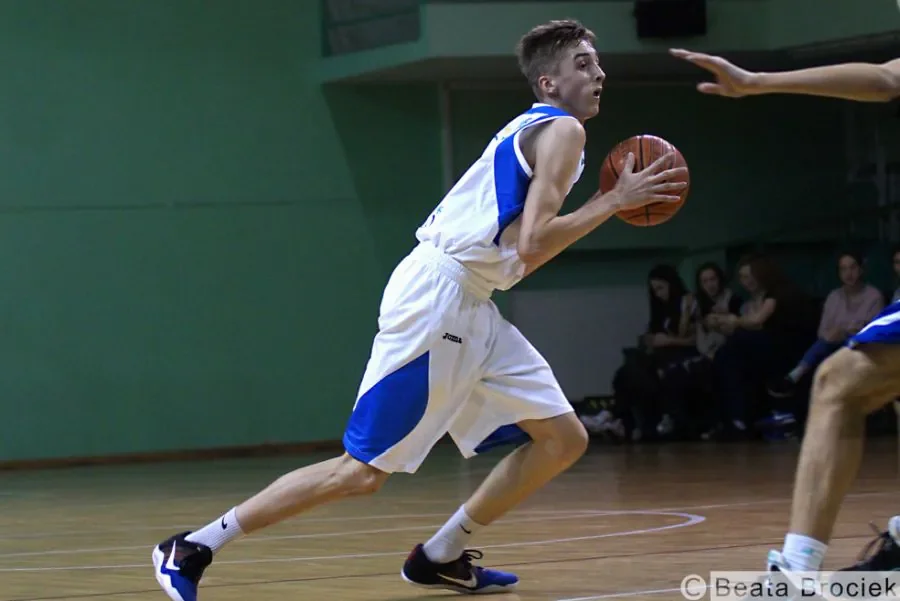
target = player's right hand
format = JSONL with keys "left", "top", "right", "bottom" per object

{"left": 611, "top": 152, "right": 688, "bottom": 210}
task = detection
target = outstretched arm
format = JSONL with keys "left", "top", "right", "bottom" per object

{"left": 670, "top": 48, "right": 900, "bottom": 103}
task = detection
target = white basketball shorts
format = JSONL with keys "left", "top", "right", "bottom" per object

{"left": 342, "top": 241, "right": 573, "bottom": 474}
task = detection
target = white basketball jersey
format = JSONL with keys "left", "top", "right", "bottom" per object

{"left": 415, "top": 103, "right": 585, "bottom": 292}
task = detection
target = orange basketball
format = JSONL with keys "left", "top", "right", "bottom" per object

{"left": 599, "top": 135, "right": 690, "bottom": 227}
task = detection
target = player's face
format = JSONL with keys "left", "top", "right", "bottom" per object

{"left": 546, "top": 41, "right": 605, "bottom": 120}
{"left": 699, "top": 268, "right": 721, "bottom": 298}
{"left": 893, "top": 251, "right": 900, "bottom": 277}
{"left": 838, "top": 256, "right": 861, "bottom": 287}
{"left": 650, "top": 278, "right": 669, "bottom": 301}
{"left": 738, "top": 265, "right": 759, "bottom": 294}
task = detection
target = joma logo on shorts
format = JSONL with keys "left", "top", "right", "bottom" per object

{"left": 442, "top": 333, "right": 462, "bottom": 344}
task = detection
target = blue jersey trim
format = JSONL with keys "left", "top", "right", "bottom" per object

{"left": 491, "top": 105, "right": 576, "bottom": 245}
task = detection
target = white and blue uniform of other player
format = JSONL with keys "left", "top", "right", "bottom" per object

{"left": 850, "top": 299, "right": 900, "bottom": 347}
{"left": 343, "top": 102, "right": 584, "bottom": 477}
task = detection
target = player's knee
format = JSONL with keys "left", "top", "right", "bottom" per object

{"left": 811, "top": 349, "right": 867, "bottom": 412}
{"left": 333, "top": 453, "right": 389, "bottom": 497}
{"left": 532, "top": 414, "right": 589, "bottom": 467}
{"left": 564, "top": 421, "right": 590, "bottom": 464}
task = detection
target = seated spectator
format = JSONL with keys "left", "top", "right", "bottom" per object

{"left": 703, "top": 253, "right": 818, "bottom": 440}
{"left": 657, "top": 261, "right": 742, "bottom": 438}
{"left": 694, "top": 261, "right": 744, "bottom": 359}
{"left": 610, "top": 264, "right": 696, "bottom": 441}
{"left": 644, "top": 263, "right": 697, "bottom": 356}
{"left": 768, "top": 251, "right": 884, "bottom": 398}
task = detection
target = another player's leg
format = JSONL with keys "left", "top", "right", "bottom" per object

{"left": 750, "top": 342, "right": 900, "bottom": 597}
{"left": 402, "top": 317, "right": 587, "bottom": 594}
{"left": 836, "top": 401, "right": 900, "bottom": 572}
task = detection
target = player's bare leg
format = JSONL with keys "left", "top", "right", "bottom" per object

{"left": 151, "top": 453, "right": 389, "bottom": 601}
{"left": 464, "top": 412, "right": 588, "bottom": 525}
{"left": 234, "top": 454, "right": 387, "bottom": 532}
{"left": 402, "top": 412, "right": 588, "bottom": 593}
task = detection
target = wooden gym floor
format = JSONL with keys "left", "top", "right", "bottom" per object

{"left": 2, "top": 439, "right": 899, "bottom": 601}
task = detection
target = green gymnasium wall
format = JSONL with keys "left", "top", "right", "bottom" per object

{"left": 0, "top": 1, "right": 870, "bottom": 462}
{"left": 0, "top": 0, "right": 441, "bottom": 461}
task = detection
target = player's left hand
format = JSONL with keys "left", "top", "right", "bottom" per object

{"left": 610, "top": 152, "right": 689, "bottom": 210}
{"left": 669, "top": 48, "right": 756, "bottom": 98}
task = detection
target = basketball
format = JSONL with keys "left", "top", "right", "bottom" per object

{"left": 599, "top": 135, "right": 690, "bottom": 227}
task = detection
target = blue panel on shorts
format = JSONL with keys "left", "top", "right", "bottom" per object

{"left": 473, "top": 424, "right": 532, "bottom": 455}
{"left": 850, "top": 301, "right": 900, "bottom": 346}
{"left": 343, "top": 352, "right": 430, "bottom": 464}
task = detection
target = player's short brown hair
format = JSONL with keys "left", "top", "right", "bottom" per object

{"left": 515, "top": 19, "right": 597, "bottom": 97}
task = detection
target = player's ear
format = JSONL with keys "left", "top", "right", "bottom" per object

{"left": 537, "top": 74, "right": 556, "bottom": 98}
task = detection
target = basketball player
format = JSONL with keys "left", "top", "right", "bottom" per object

{"left": 670, "top": 47, "right": 900, "bottom": 589}
{"left": 150, "top": 20, "right": 687, "bottom": 601}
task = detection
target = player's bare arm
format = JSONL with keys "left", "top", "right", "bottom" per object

{"left": 517, "top": 119, "right": 688, "bottom": 275}
{"left": 670, "top": 48, "right": 900, "bottom": 103}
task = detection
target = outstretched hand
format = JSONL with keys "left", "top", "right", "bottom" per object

{"left": 669, "top": 48, "right": 756, "bottom": 98}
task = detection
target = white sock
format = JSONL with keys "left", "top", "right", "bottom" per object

{"left": 423, "top": 505, "right": 483, "bottom": 564}
{"left": 185, "top": 507, "right": 245, "bottom": 554}
{"left": 781, "top": 533, "right": 827, "bottom": 571}
{"left": 889, "top": 516, "right": 900, "bottom": 543}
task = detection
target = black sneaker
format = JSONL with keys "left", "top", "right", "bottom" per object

{"left": 401, "top": 543, "right": 518, "bottom": 594}
{"left": 838, "top": 519, "right": 900, "bottom": 571}
{"left": 151, "top": 531, "right": 213, "bottom": 601}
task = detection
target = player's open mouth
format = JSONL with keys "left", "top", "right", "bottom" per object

{"left": 592, "top": 89, "right": 602, "bottom": 98}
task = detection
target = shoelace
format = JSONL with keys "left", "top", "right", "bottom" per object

{"left": 458, "top": 549, "right": 484, "bottom": 572}
{"left": 851, "top": 522, "right": 894, "bottom": 566}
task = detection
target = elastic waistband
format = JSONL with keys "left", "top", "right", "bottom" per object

{"left": 410, "top": 242, "right": 494, "bottom": 302}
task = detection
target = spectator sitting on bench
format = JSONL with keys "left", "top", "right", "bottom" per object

{"left": 702, "top": 253, "right": 817, "bottom": 439}
{"left": 656, "top": 261, "right": 743, "bottom": 439}
{"left": 694, "top": 261, "right": 744, "bottom": 360}
{"left": 767, "top": 250, "right": 884, "bottom": 399}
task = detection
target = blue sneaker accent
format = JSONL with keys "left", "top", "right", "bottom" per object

{"left": 757, "top": 411, "right": 796, "bottom": 429}
{"left": 401, "top": 543, "right": 518, "bottom": 594}
{"left": 151, "top": 532, "right": 212, "bottom": 601}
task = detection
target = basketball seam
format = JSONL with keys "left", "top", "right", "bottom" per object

{"left": 637, "top": 136, "right": 650, "bottom": 226}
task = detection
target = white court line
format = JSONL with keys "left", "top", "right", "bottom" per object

{"left": 551, "top": 490, "right": 900, "bottom": 601}
{"left": 0, "top": 462, "right": 622, "bottom": 507}
{"left": 0, "top": 511, "right": 651, "bottom": 558}
{"left": 558, "top": 585, "right": 710, "bottom": 600}
{"left": 0, "top": 511, "right": 474, "bottom": 541}
{"left": 1, "top": 489, "right": 895, "bottom": 542}
{"left": 0, "top": 510, "right": 704, "bottom": 572}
